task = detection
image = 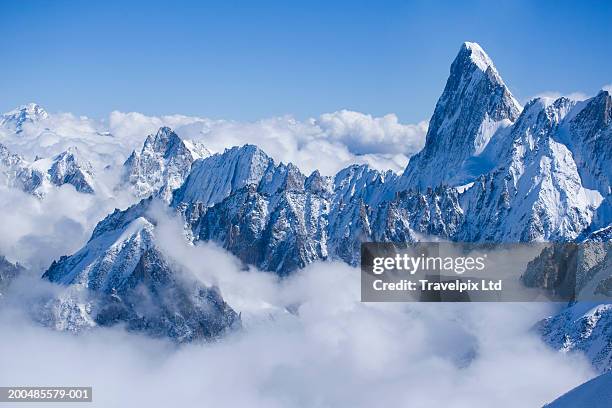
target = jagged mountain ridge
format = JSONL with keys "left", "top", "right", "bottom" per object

{"left": 0, "top": 143, "right": 95, "bottom": 195}
{"left": 122, "top": 126, "right": 211, "bottom": 202}
{"left": 47, "top": 42, "right": 611, "bottom": 276}
{"left": 458, "top": 96, "right": 605, "bottom": 242}
{"left": 168, "top": 144, "right": 464, "bottom": 272}
{"left": 38, "top": 41, "right": 612, "bottom": 347}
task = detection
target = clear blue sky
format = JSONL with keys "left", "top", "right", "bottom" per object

{"left": 1, "top": 0, "right": 610, "bottom": 123}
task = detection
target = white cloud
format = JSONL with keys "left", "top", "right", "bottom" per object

{"left": 0, "top": 258, "right": 595, "bottom": 408}
{"left": 0, "top": 182, "right": 135, "bottom": 272}
{"left": 602, "top": 84, "right": 612, "bottom": 93}
{"left": 315, "top": 110, "right": 428, "bottom": 155}
{"left": 7, "top": 108, "right": 426, "bottom": 176}
{"left": 172, "top": 112, "right": 426, "bottom": 175}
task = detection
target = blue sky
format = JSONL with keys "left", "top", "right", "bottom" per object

{"left": 1, "top": 0, "right": 610, "bottom": 123}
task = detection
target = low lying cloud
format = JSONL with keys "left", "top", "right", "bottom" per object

{"left": 0, "top": 268, "right": 595, "bottom": 407}
{"left": 108, "top": 110, "right": 427, "bottom": 175}
{"left": 2, "top": 107, "right": 427, "bottom": 177}
{"left": 0, "top": 183, "right": 134, "bottom": 273}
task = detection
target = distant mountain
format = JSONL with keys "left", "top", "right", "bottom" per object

{"left": 0, "top": 103, "right": 48, "bottom": 133}
{"left": 47, "top": 147, "right": 96, "bottom": 194}
{"left": 0, "top": 255, "right": 23, "bottom": 296}
{"left": 0, "top": 143, "right": 46, "bottom": 195}
{"left": 0, "top": 143, "right": 96, "bottom": 195}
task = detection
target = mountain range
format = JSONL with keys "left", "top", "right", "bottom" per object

{"left": 0, "top": 41, "right": 610, "bottom": 400}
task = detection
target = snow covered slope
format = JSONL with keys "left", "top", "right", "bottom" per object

{"left": 42, "top": 197, "right": 239, "bottom": 342}
{"left": 169, "top": 145, "right": 462, "bottom": 273}
{"left": 544, "top": 371, "right": 612, "bottom": 407}
{"left": 537, "top": 302, "right": 612, "bottom": 373}
{"left": 47, "top": 147, "right": 96, "bottom": 194}
{"left": 459, "top": 97, "right": 602, "bottom": 242}
{"left": 0, "top": 143, "right": 46, "bottom": 195}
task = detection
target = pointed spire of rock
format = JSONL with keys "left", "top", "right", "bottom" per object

{"left": 399, "top": 42, "right": 522, "bottom": 189}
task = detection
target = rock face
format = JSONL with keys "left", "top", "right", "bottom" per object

{"left": 524, "top": 240, "right": 612, "bottom": 372}
{"left": 0, "top": 143, "right": 46, "bottom": 195}
{"left": 564, "top": 91, "right": 612, "bottom": 196}
{"left": 41, "top": 198, "right": 239, "bottom": 342}
{"left": 171, "top": 145, "right": 462, "bottom": 273}
{"left": 458, "top": 97, "right": 602, "bottom": 242}
{"left": 47, "top": 147, "right": 95, "bottom": 194}
{"left": 537, "top": 303, "right": 612, "bottom": 374}
{"left": 122, "top": 127, "right": 211, "bottom": 202}
{"left": 0, "top": 103, "right": 48, "bottom": 133}
{"left": 0, "top": 256, "right": 23, "bottom": 296}
{"left": 398, "top": 42, "right": 522, "bottom": 189}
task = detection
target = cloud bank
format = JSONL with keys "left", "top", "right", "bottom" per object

{"left": 2, "top": 107, "right": 427, "bottom": 177}
{"left": 0, "top": 267, "right": 595, "bottom": 407}
{"left": 108, "top": 110, "right": 428, "bottom": 175}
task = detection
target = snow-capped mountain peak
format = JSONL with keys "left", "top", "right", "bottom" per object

{"left": 0, "top": 143, "right": 96, "bottom": 196}
{"left": 122, "top": 126, "right": 212, "bottom": 201}
{"left": 42, "top": 198, "right": 239, "bottom": 342}
{"left": 460, "top": 41, "right": 497, "bottom": 74}
{"left": 0, "top": 103, "right": 48, "bottom": 132}
{"left": 398, "top": 42, "right": 522, "bottom": 189}
{"left": 47, "top": 146, "right": 96, "bottom": 194}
